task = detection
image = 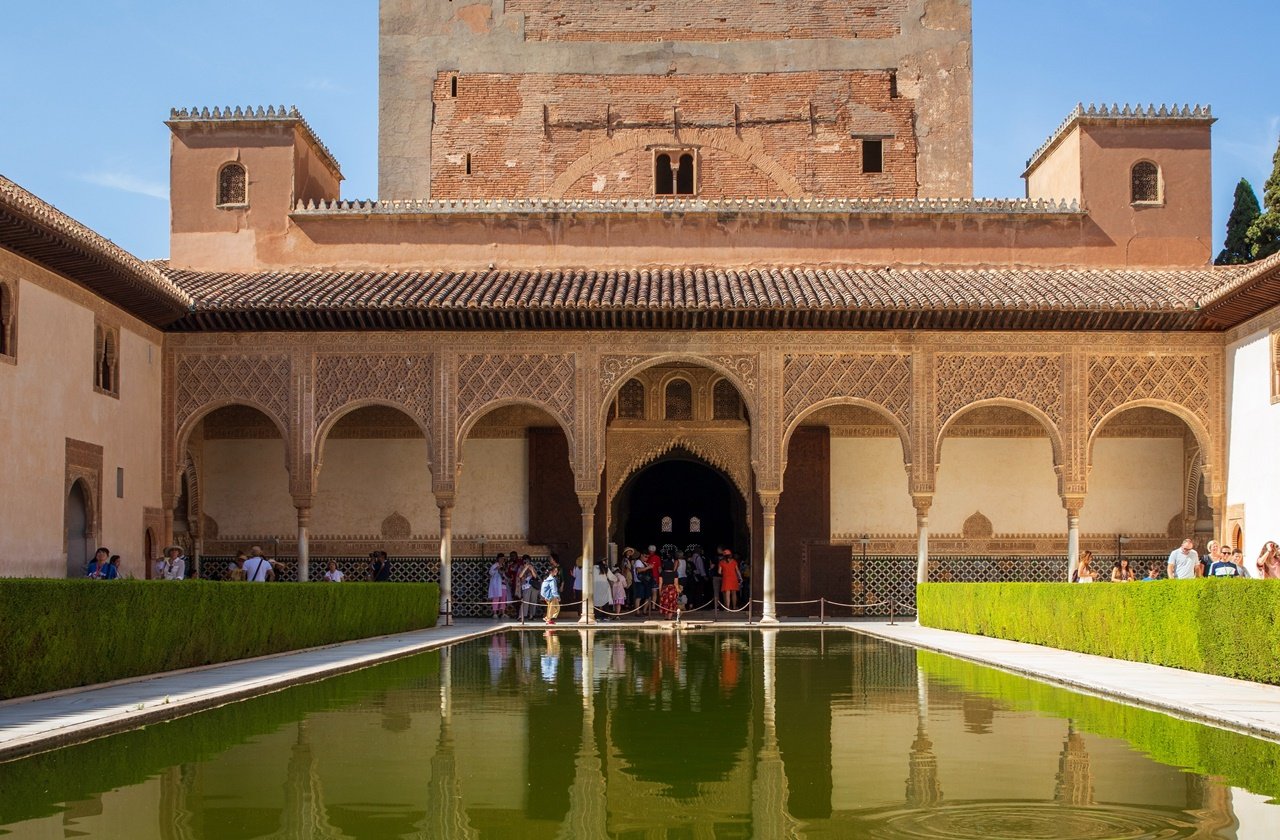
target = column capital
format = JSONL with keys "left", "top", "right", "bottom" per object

{"left": 758, "top": 490, "right": 781, "bottom": 515}
{"left": 291, "top": 495, "right": 313, "bottom": 512}
{"left": 435, "top": 492, "right": 456, "bottom": 511}
{"left": 576, "top": 491, "right": 599, "bottom": 513}
{"left": 911, "top": 493, "right": 933, "bottom": 516}
{"left": 1061, "top": 494, "right": 1086, "bottom": 517}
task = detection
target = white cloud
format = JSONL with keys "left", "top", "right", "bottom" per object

{"left": 78, "top": 170, "right": 168, "bottom": 200}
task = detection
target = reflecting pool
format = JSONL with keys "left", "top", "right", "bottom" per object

{"left": 2, "top": 629, "right": 1279, "bottom": 838}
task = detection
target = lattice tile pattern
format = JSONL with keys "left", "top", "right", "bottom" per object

{"left": 175, "top": 355, "right": 291, "bottom": 432}
{"left": 457, "top": 354, "right": 576, "bottom": 429}
{"left": 783, "top": 354, "right": 912, "bottom": 429}
{"left": 1088, "top": 354, "right": 1212, "bottom": 429}
{"left": 315, "top": 355, "right": 434, "bottom": 432}
{"left": 935, "top": 354, "right": 1063, "bottom": 426}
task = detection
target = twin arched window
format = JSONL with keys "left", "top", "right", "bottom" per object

{"left": 1131, "top": 161, "right": 1161, "bottom": 204}
{"left": 94, "top": 323, "right": 118, "bottom": 397}
{"left": 218, "top": 162, "right": 247, "bottom": 206}
{"left": 655, "top": 151, "right": 696, "bottom": 196}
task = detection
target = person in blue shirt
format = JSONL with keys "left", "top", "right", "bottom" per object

{"left": 102, "top": 554, "right": 121, "bottom": 580}
{"left": 85, "top": 547, "right": 110, "bottom": 579}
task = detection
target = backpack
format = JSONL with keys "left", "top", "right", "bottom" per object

{"left": 540, "top": 576, "right": 559, "bottom": 601}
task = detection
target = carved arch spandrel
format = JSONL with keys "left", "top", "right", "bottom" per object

{"left": 453, "top": 353, "right": 578, "bottom": 473}
{"left": 1085, "top": 351, "right": 1222, "bottom": 496}
{"left": 173, "top": 354, "right": 292, "bottom": 443}
{"left": 597, "top": 352, "right": 762, "bottom": 481}
{"left": 312, "top": 354, "right": 436, "bottom": 474}
{"left": 606, "top": 432, "right": 752, "bottom": 510}
{"left": 933, "top": 353, "right": 1064, "bottom": 430}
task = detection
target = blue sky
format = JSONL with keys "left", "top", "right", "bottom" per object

{"left": 1, "top": 1, "right": 1276, "bottom": 260}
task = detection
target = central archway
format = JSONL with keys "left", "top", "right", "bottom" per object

{"left": 612, "top": 449, "right": 749, "bottom": 561}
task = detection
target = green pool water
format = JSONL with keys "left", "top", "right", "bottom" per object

{"left": 2, "top": 629, "right": 1278, "bottom": 839}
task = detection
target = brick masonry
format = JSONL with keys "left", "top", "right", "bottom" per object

{"left": 431, "top": 71, "right": 917, "bottom": 200}
{"left": 506, "top": 0, "right": 910, "bottom": 42}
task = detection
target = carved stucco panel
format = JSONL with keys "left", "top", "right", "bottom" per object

{"left": 1087, "top": 354, "right": 1214, "bottom": 430}
{"left": 314, "top": 354, "right": 435, "bottom": 436}
{"left": 174, "top": 353, "right": 292, "bottom": 438}
{"left": 933, "top": 353, "right": 1064, "bottom": 429}
{"left": 782, "top": 353, "right": 913, "bottom": 431}
{"left": 605, "top": 429, "right": 752, "bottom": 507}
{"left": 455, "top": 354, "right": 577, "bottom": 468}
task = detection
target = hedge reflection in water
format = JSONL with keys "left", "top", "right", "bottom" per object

{"left": 2, "top": 629, "right": 1279, "bottom": 839}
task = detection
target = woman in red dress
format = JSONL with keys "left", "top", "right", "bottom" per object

{"left": 658, "top": 554, "right": 681, "bottom": 617}
{"left": 718, "top": 551, "right": 741, "bottom": 610}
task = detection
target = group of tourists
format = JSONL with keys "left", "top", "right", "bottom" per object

{"left": 1071, "top": 538, "right": 1280, "bottom": 582}
{"left": 83, "top": 547, "right": 121, "bottom": 579}
{"left": 486, "top": 544, "right": 750, "bottom": 625}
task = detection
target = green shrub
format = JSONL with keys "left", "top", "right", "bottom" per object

{"left": 0, "top": 580, "right": 440, "bottom": 700}
{"left": 918, "top": 580, "right": 1280, "bottom": 685}
{"left": 917, "top": 650, "right": 1280, "bottom": 802}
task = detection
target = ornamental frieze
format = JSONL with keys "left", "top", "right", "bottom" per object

{"left": 174, "top": 353, "right": 292, "bottom": 437}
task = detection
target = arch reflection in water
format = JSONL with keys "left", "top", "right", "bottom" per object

{"left": 1, "top": 630, "right": 1278, "bottom": 838}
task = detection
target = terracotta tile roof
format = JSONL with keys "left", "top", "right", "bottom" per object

{"left": 163, "top": 264, "right": 1245, "bottom": 332}
{"left": 0, "top": 175, "right": 192, "bottom": 325}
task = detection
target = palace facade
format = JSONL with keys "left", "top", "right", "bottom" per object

{"left": 2, "top": 0, "right": 1279, "bottom": 618}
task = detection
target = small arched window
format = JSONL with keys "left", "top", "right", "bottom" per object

{"left": 660, "top": 516, "right": 673, "bottom": 533}
{"left": 676, "top": 153, "right": 695, "bottom": 195}
{"left": 217, "top": 162, "right": 247, "bottom": 206}
{"left": 1131, "top": 161, "right": 1161, "bottom": 204}
{"left": 655, "top": 153, "right": 674, "bottom": 196}
{"left": 618, "top": 378, "right": 645, "bottom": 419}
{"left": 665, "top": 379, "right": 693, "bottom": 420}
{"left": 712, "top": 379, "right": 743, "bottom": 420}
{"left": 0, "top": 281, "right": 13, "bottom": 359}
{"left": 94, "top": 322, "right": 119, "bottom": 397}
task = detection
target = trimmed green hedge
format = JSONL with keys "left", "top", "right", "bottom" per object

{"left": 0, "top": 580, "right": 439, "bottom": 700}
{"left": 918, "top": 580, "right": 1280, "bottom": 685}
{"left": 917, "top": 650, "right": 1280, "bottom": 802}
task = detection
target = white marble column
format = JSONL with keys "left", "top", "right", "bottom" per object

{"left": 760, "top": 493, "right": 780, "bottom": 624}
{"left": 1063, "top": 495, "right": 1084, "bottom": 582}
{"left": 295, "top": 504, "right": 311, "bottom": 582}
{"left": 578, "top": 493, "right": 597, "bottom": 625}
{"left": 438, "top": 498, "right": 454, "bottom": 620}
{"left": 913, "top": 495, "right": 932, "bottom": 586}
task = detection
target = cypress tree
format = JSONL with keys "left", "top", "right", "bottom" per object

{"left": 1246, "top": 136, "right": 1280, "bottom": 261}
{"left": 1216, "top": 179, "right": 1261, "bottom": 265}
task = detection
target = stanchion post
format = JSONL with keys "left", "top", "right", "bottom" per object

{"left": 820, "top": 597, "right": 826, "bottom": 625}
{"left": 889, "top": 597, "right": 896, "bottom": 627}
{"left": 446, "top": 598, "right": 452, "bottom": 627}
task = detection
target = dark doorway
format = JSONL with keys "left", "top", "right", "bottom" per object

{"left": 65, "top": 480, "right": 90, "bottom": 578}
{"left": 613, "top": 451, "right": 748, "bottom": 558}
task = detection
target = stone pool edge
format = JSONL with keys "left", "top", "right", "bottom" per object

{"left": 0, "top": 621, "right": 507, "bottom": 763}
{"left": 852, "top": 622, "right": 1280, "bottom": 745}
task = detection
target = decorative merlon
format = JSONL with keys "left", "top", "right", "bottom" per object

{"left": 291, "top": 195, "right": 1082, "bottom": 217}
{"left": 1026, "top": 102, "right": 1214, "bottom": 171}
{"left": 167, "top": 105, "right": 343, "bottom": 178}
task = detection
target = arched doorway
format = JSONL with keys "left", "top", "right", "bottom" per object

{"left": 612, "top": 450, "right": 749, "bottom": 561}
{"left": 65, "top": 480, "right": 90, "bottom": 577}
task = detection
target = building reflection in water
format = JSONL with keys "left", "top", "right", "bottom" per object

{"left": 4, "top": 629, "right": 1270, "bottom": 839}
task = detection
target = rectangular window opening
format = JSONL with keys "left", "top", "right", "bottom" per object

{"left": 450, "top": 75, "right": 458, "bottom": 98}
{"left": 465, "top": 153, "right": 472, "bottom": 176}
{"left": 116, "top": 467, "right": 124, "bottom": 499}
{"left": 862, "top": 139, "right": 884, "bottom": 174}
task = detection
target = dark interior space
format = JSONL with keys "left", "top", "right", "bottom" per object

{"left": 613, "top": 451, "right": 749, "bottom": 557}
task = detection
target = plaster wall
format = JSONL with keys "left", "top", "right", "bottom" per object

{"left": 453, "top": 437, "right": 529, "bottom": 538}
{"left": 1080, "top": 438, "right": 1184, "bottom": 536}
{"left": 932, "top": 438, "right": 1062, "bottom": 534}
{"left": 830, "top": 437, "right": 916, "bottom": 535}
{"left": 1225, "top": 324, "right": 1280, "bottom": 564}
{"left": 1025, "top": 127, "right": 1081, "bottom": 202}
{"left": 313, "top": 438, "right": 437, "bottom": 537}
{"left": 0, "top": 252, "right": 164, "bottom": 578}
{"left": 201, "top": 439, "right": 295, "bottom": 538}
{"left": 173, "top": 209, "right": 1195, "bottom": 274}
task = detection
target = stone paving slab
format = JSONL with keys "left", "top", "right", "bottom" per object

{"left": 854, "top": 622, "right": 1280, "bottom": 743}
{"left": 0, "top": 621, "right": 505, "bottom": 762}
